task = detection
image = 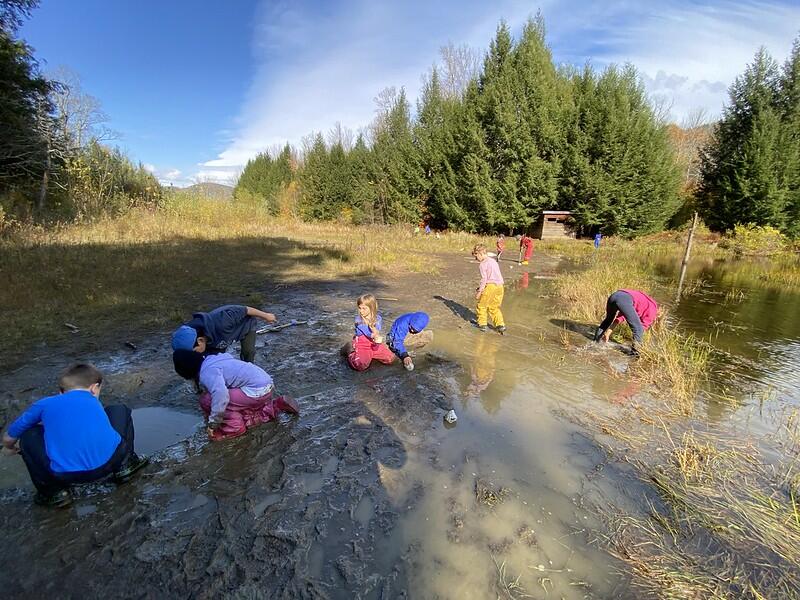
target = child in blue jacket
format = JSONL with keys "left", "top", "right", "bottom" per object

{"left": 1, "top": 363, "right": 146, "bottom": 507}
{"left": 387, "top": 312, "right": 431, "bottom": 371}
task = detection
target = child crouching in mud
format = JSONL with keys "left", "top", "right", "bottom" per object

{"left": 387, "top": 312, "right": 431, "bottom": 371}
{"left": 344, "top": 294, "right": 396, "bottom": 371}
{"left": 172, "top": 350, "right": 298, "bottom": 441}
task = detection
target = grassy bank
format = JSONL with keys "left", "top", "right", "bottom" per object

{"left": 542, "top": 234, "right": 800, "bottom": 598}
{"left": 0, "top": 193, "right": 488, "bottom": 370}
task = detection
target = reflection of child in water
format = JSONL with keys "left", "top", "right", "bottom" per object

{"left": 467, "top": 335, "right": 499, "bottom": 397}
{"left": 346, "top": 294, "right": 396, "bottom": 371}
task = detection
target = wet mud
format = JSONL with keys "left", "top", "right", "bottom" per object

{"left": 0, "top": 257, "right": 648, "bottom": 598}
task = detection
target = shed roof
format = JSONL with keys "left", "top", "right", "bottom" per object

{"left": 542, "top": 210, "right": 572, "bottom": 215}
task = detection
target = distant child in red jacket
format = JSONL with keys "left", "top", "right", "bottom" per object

{"left": 594, "top": 289, "right": 659, "bottom": 355}
{"left": 345, "top": 294, "right": 396, "bottom": 371}
{"left": 517, "top": 234, "right": 534, "bottom": 265}
{"left": 496, "top": 234, "right": 505, "bottom": 262}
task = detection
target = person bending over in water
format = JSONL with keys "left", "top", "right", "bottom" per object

{"left": 593, "top": 289, "right": 658, "bottom": 355}
{"left": 516, "top": 234, "right": 534, "bottom": 265}
{"left": 171, "top": 304, "right": 276, "bottom": 364}
{"left": 387, "top": 311, "right": 431, "bottom": 371}
{"left": 173, "top": 350, "right": 298, "bottom": 442}
{"left": 2, "top": 363, "right": 146, "bottom": 507}
{"left": 345, "top": 294, "right": 396, "bottom": 371}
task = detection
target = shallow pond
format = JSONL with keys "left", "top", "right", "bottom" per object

{"left": 0, "top": 254, "right": 797, "bottom": 598}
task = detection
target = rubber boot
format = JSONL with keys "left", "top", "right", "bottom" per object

{"left": 593, "top": 327, "right": 605, "bottom": 342}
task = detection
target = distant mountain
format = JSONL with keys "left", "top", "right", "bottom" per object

{"left": 178, "top": 182, "right": 234, "bottom": 200}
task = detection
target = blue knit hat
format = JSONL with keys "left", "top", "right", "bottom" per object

{"left": 171, "top": 325, "right": 198, "bottom": 351}
{"left": 409, "top": 312, "right": 430, "bottom": 333}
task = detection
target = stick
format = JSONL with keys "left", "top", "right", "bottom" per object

{"left": 64, "top": 322, "right": 79, "bottom": 333}
{"left": 676, "top": 211, "right": 698, "bottom": 302}
{"left": 376, "top": 297, "right": 398, "bottom": 301}
{"left": 256, "top": 320, "right": 308, "bottom": 334}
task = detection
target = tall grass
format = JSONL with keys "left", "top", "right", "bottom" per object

{"left": 605, "top": 427, "right": 800, "bottom": 599}
{"left": 0, "top": 193, "right": 488, "bottom": 369}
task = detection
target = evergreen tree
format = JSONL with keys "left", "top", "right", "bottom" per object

{"left": 778, "top": 37, "right": 800, "bottom": 238}
{"left": 370, "top": 88, "right": 424, "bottom": 223}
{"left": 0, "top": 0, "right": 51, "bottom": 201}
{"left": 415, "top": 68, "right": 461, "bottom": 229}
{"left": 561, "top": 64, "right": 680, "bottom": 236}
{"left": 698, "top": 47, "right": 790, "bottom": 233}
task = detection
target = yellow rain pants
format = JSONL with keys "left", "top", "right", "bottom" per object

{"left": 476, "top": 283, "right": 505, "bottom": 327}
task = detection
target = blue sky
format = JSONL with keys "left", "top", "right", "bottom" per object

{"left": 21, "top": 0, "right": 800, "bottom": 187}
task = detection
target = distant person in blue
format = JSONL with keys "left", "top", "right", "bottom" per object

{"left": 594, "top": 233, "right": 602, "bottom": 249}
{"left": 387, "top": 312, "right": 431, "bottom": 371}
{"left": 171, "top": 304, "right": 276, "bottom": 364}
{"left": 1, "top": 363, "right": 147, "bottom": 507}
{"left": 424, "top": 224, "right": 432, "bottom": 235}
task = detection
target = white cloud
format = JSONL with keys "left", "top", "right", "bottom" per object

{"left": 200, "top": 0, "right": 532, "bottom": 170}
{"left": 143, "top": 163, "right": 156, "bottom": 173}
{"left": 543, "top": 1, "right": 800, "bottom": 122}
{"left": 164, "top": 168, "right": 182, "bottom": 179}
{"left": 197, "top": 0, "right": 800, "bottom": 177}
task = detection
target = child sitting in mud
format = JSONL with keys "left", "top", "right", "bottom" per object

{"left": 387, "top": 312, "right": 432, "bottom": 371}
{"left": 1, "top": 363, "right": 147, "bottom": 507}
{"left": 343, "top": 294, "right": 397, "bottom": 371}
{"left": 171, "top": 304, "right": 277, "bottom": 364}
{"left": 172, "top": 350, "right": 299, "bottom": 441}
{"left": 471, "top": 244, "right": 506, "bottom": 334}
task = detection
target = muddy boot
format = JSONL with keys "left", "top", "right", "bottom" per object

{"left": 630, "top": 342, "right": 641, "bottom": 357}
{"left": 113, "top": 453, "right": 149, "bottom": 484}
{"left": 113, "top": 453, "right": 149, "bottom": 483}
{"left": 470, "top": 319, "right": 487, "bottom": 333}
{"left": 273, "top": 395, "right": 300, "bottom": 415}
{"left": 496, "top": 326, "right": 507, "bottom": 335}
{"left": 34, "top": 488, "right": 72, "bottom": 508}
{"left": 593, "top": 327, "right": 605, "bottom": 342}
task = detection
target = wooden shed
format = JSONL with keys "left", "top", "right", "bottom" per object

{"left": 532, "top": 210, "right": 575, "bottom": 239}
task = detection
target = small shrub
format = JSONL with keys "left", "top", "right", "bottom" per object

{"left": 723, "top": 224, "right": 787, "bottom": 256}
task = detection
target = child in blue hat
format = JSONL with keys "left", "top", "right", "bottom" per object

{"left": 171, "top": 304, "right": 276, "bottom": 364}
{"left": 386, "top": 312, "right": 431, "bottom": 371}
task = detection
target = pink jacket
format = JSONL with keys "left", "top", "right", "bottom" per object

{"left": 478, "top": 257, "right": 504, "bottom": 293}
{"left": 615, "top": 289, "right": 658, "bottom": 329}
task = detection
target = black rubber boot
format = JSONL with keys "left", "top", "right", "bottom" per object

{"left": 593, "top": 327, "right": 605, "bottom": 342}
{"left": 34, "top": 488, "right": 72, "bottom": 508}
{"left": 113, "top": 453, "right": 149, "bottom": 484}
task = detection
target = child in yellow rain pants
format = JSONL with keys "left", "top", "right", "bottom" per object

{"left": 471, "top": 244, "right": 506, "bottom": 334}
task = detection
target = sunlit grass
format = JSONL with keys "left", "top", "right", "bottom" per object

{"left": 0, "top": 193, "right": 488, "bottom": 369}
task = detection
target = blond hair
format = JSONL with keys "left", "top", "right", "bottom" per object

{"left": 357, "top": 293, "right": 379, "bottom": 326}
{"left": 472, "top": 244, "right": 487, "bottom": 256}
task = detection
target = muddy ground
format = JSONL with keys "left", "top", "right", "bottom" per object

{"left": 0, "top": 255, "right": 644, "bottom": 599}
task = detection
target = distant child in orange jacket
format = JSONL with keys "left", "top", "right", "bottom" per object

{"left": 516, "top": 234, "right": 534, "bottom": 265}
{"left": 496, "top": 234, "right": 505, "bottom": 262}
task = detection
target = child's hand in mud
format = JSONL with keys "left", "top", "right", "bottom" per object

{"left": 1, "top": 445, "right": 19, "bottom": 456}
{"left": 403, "top": 357, "right": 414, "bottom": 371}
{"left": 263, "top": 313, "right": 277, "bottom": 323}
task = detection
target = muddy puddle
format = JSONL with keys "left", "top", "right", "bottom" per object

{"left": 1, "top": 253, "right": 796, "bottom": 597}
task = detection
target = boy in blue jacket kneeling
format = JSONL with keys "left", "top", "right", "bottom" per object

{"left": 387, "top": 312, "right": 431, "bottom": 371}
{"left": 1, "top": 363, "right": 146, "bottom": 507}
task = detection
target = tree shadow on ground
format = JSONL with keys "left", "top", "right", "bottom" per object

{"left": 0, "top": 235, "right": 382, "bottom": 373}
{"left": 550, "top": 318, "right": 596, "bottom": 340}
{"left": 433, "top": 295, "right": 474, "bottom": 323}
